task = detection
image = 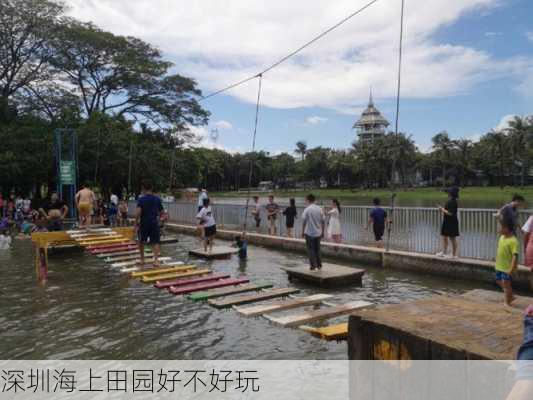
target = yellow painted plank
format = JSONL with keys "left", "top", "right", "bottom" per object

{"left": 141, "top": 269, "right": 210, "bottom": 283}
{"left": 78, "top": 238, "right": 130, "bottom": 246}
{"left": 299, "top": 323, "right": 348, "bottom": 340}
{"left": 131, "top": 265, "right": 195, "bottom": 278}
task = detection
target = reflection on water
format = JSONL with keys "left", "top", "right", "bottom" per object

{"left": 0, "top": 235, "right": 494, "bottom": 360}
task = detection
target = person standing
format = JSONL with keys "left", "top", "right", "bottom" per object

{"left": 367, "top": 198, "right": 388, "bottom": 248}
{"left": 265, "top": 195, "right": 280, "bottom": 236}
{"left": 283, "top": 198, "right": 297, "bottom": 238}
{"left": 118, "top": 199, "right": 129, "bottom": 226}
{"left": 251, "top": 196, "right": 262, "bottom": 232}
{"left": 196, "top": 198, "right": 217, "bottom": 253}
{"left": 495, "top": 222, "right": 519, "bottom": 306}
{"left": 436, "top": 187, "right": 460, "bottom": 258}
{"left": 326, "top": 199, "right": 342, "bottom": 243}
{"left": 522, "top": 214, "right": 533, "bottom": 269}
{"left": 135, "top": 181, "right": 163, "bottom": 267}
{"left": 75, "top": 184, "right": 96, "bottom": 227}
{"left": 197, "top": 188, "right": 208, "bottom": 212}
{"left": 301, "top": 194, "right": 325, "bottom": 271}
{"left": 38, "top": 193, "right": 68, "bottom": 231}
{"left": 497, "top": 194, "right": 526, "bottom": 236}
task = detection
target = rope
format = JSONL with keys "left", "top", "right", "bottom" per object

{"left": 242, "top": 74, "right": 263, "bottom": 233}
{"left": 200, "top": 0, "right": 380, "bottom": 101}
{"left": 386, "top": 0, "right": 406, "bottom": 252}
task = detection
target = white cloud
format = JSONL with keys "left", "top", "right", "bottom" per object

{"left": 305, "top": 116, "right": 328, "bottom": 125}
{"left": 186, "top": 125, "right": 243, "bottom": 153}
{"left": 213, "top": 120, "right": 233, "bottom": 130}
{"left": 484, "top": 31, "right": 502, "bottom": 37}
{"left": 526, "top": 32, "right": 533, "bottom": 43}
{"left": 494, "top": 114, "right": 516, "bottom": 132}
{"left": 65, "top": 0, "right": 531, "bottom": 111}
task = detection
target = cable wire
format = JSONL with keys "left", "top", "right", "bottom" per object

{"left": 200, "top": 0, "right": 380, "bottom": 101}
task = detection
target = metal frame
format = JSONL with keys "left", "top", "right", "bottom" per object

{"left": 54, "top": 128, "right": 79, "bottom": 218}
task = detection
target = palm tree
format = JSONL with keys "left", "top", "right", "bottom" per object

{"left": 431, "top": 131, "right": 453, "bottom": 188}
{"left": 485, "top": 129, "right": 509, "bottom": 189}
{"left": 295, "top": 140, "right": 307, "bottom": 161}
{"left": 454, "top": 139, "right": 473, "bottom": 186}
{"left": 506, "top": 116, "right": 531, "bottom": 186}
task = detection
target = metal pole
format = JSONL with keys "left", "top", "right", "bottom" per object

{"left": 127, "top": 137, "right": 133, "bottom": 195}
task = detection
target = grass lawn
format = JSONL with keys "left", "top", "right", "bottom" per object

{"left": 212, "top": 186, "right": 533, "bottom": 207}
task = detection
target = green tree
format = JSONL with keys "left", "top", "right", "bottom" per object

{"left": 295, "top": 140, "right": 307, "bottom": 161}
{"left": 431, "top": 131, "right": 454, "bottom": 187}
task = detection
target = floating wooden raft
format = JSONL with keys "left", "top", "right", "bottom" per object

{"left": 141, "top": 269, "right": 210, "bottom": 283}
{"left": 110, "top": 257, "right": 172, "bottom": 268}
{"left": 78, "top": 237, "right": 130, "bottom": 246}
{"left": 208, "top": 287, "right": 300, "bottom": 309}
{"left": 300, "top": 323, "right": 348, "bottom": 341}
{"left": 120, "top": 262, "right": 185, "bottom": 274}
{"left": 131, "top": 264, "right": 192, "bottom": 278}
{"left": 189, "top": 246, "right": 238, "bottom": 259}
{"left": 90, "top": 245, "right": 138, "bottom": 255}
{"left": 154, "top": 273, "right": 230, "bottom": 289}
{"left": 86, "top": 241, "right": 137, "bottom": 251}
{"left": 234, "top": 294, "right": 333, "bottom": 317}
{"left": 189, "top": 282, "right": 274, "bottom": 302}
{"left": 104, "top": 252, "right": 154, "bottom": 262}
{"left": 264, "top": 300, "right": 372, "bottom": 327}
{"left": 96, "top": 249, "right": 143, "bottom": 258}
{"left": 281, "top": 264, "right": 365, "bottom": 287}
{"left": 169, "top": 277, "right": 250, "bottom": 295}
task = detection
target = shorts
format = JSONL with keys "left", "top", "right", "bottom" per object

{"left": 138, "top": 224, "right": 160, "bottom": 244}
{"left": 495, "top": 271, "right": 512, "bottom": 281}
{"left": 286, "top": 221, "right": 295, "bottom": 229}
{"left": 204, "top": 225, "right": 217, "bottom": 238}
{"left": 78, "top": 202, "right": 92, "bottom": 216}
{"left": 373, "top": 224, "right": 385, "bottom": 241}
{"left": 48, "top": 219, "right": 63, "bottom": 232}
{"left": 254, "top": 217, "right": 261, "bottom": 228}
{"left": 120, "top": 211, "right": 128, "bottom": 219}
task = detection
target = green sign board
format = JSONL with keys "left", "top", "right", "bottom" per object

{"left": 60, "top": 161, "right": 75, "bottom": 185}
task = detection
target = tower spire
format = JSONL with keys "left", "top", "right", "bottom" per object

{"left": 369, "top": 87, "right": 374, "bottom": 106}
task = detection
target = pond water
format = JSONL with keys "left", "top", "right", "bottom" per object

{"left": 1, "top": 235, "right": 495, "bottom": 360}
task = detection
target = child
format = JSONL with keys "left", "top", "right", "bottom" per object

{"left": 234, "top": 234, "right": 248, "bottom": 260}
{"left": 367, "top": 198, "right": 388, "bottom": 248}
{"left": 495, "top": 222, "right": 519, "bottom": 306}
{"left": 196, "top": 198, "right": 216, "bottom": 253}
{"left": 0, "top": 230, "right": 12, "bottom": 250}
{"left": 119, "top": 200, "right": 129, "bottom": 226}
{"left": 282, "top": 198, "right": 297, "bottom": 238}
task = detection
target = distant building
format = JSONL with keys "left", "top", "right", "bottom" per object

{"left": 353, "top": 91, "right": 390, "bottom": 144}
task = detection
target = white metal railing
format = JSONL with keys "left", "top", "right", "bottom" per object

{"left": 129, "top": 201, "right": 531, "bottom": 262}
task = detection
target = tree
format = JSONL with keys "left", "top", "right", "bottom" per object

{"left": 0, "top": 0, "right": 64, "bottom": 119}
{"left": 506, "top": 116, "right": 531, "bottom": 186}
{"left": 295, "top": 140, "right": 307, "bottom": 161}
{"left": 50, "top": 20, "right": 209, "bottom": 130}
{"left": 454, "top": 139, "right": 473, "bottom": 186}
{"left": 431, "top": 131, "right": 454, "bottom": 187}
{"left": 483, "top": 129, "right": 510, "bottom": 189}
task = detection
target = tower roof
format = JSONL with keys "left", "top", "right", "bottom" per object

{"left": 353, "top": 92, "right": 390, "bottom": 129}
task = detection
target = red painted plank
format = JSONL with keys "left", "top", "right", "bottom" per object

{"left": 85, "top": 241, "right": 137, "bottom": 251}
{"left": 154, "top": 273, "right": 230, "bottom": 289}
{"left": 89, "top": 245, "right": 138, "bottom": 254}
{"left": 168, "top": 278, "right": 250, "bottom": 295}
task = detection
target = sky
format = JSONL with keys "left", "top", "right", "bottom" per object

{"left": 66, "top": 0, "right": 533, "bottom": 154}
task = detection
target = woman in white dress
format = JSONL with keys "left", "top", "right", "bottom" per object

{"left": 327, "top": 199, "right": 342, "bottom": 243}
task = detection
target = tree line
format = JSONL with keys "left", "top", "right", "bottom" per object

{"left": 1, "top": 0, "right": 532, "bottom": 200}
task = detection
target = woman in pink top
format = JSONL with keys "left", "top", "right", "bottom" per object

{"left": 522, "top": 216, "right": 533, "bottom": 269}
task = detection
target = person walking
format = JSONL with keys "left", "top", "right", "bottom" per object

{"left": 497, "top": 194, "right": 526, "bottom": 235}
{"left": 196, "top": 197, "right": 217, "bottom": 253}
{"left": 75, "top": 183, "right": 96, "bottom": 227}
{"left": 326, "top": 199, "right": 342, "bottom": 243}
{"left": 251, "top": 196, "right": 262, "bottom": 232}
{"left": 301, "top": 194, "right": 325, "bottom": 271}
{"left": 265, "top": 195, "right": 280, "bottom": 236}
{"left": 282, "top": 198, "right": 297, "bottom": 238}
{"left": 522, "top": 214, "right": 533, "bottom": 269}
{"left": 135, "top": 181, "right": 163, "bottom": 267}
{"left": 436, "top": 186, "right": 460, "bottom": 258}
{"left": 366, "top": 198, "right": 388, "bottom": 248}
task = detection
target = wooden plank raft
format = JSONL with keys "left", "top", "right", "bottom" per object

{"left": 189, "top": 282, "right": 274, "bottom": 302}
{"left": 90, "top": 245, "right": 138, "bottom": 254}
{"left": 110, "top": 257, "right": 172, "bottom": 268}
{"left": 281, "top": 263, "right": 365, "bottom": 287}
{"left": 208, "top": 287, "right": 300, "bottom": 309}
{"left": 103, "top": 252, "right": 153, "bottom": 262}
{"left": 154, "top": 273, "right": 230, "bottom": 289}
{"left": 141, "top": 268, "right": 210, "bottom": 283}
{"left": 300, "top": 323, "right": 349, "bottom": 341}
{"left": 78, "top": 237, "right": 130, "bottom": 246}
{"left": 96, "top": 249, "right": 143, "bottom": 258}
{"left": 131, "top": 264, "right": 191, "bottom": 278}
{"left": 264, "top": 300, "right": 372, "bottom": 327}
{"left": 234, "top": 294, "right": 333, "bottom": 317}
{"left": 169, "top": 277, "right": 250, "bottom": 295}
{"left": 86, "top": 241, "right": 137, "bottom": 251}
{"left": 189, "top": 246, "right": 238, "bottom": 259}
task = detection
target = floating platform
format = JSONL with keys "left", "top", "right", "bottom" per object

{"left": 265, "top": 300, "right": 371, "bottom": 327}
{"left": 110, "top": 256, "right": 172, "bottom": 268}
{"left": 96, "top": 249, "right": 142, "bottom": 258}
{"left": 189, "top": 246, "right": 238, "bottom": 259}
{"left": 189, "top": 282, "right": 274, "bottom": 302}
{"left": 348, "top": 289, "right": 531, "bottom": 360}
{"left": 86, "top": 242, "right": 137, "bottom": 251}
{"left": 300, "top": 323, "right": 348, "bottom": 341}
{"left": 208, "top": 287, "right": 300, "bottom": 309}
{"left": 154, "top": 273, "right": 230, "bottom": 289}
{"left": 281, "top": 263, "right": 365, "bottom": 287}
{"left": 131, "top": 264, "right": 192, "bottom": 278}
{"left": 234, "top": 294, "right": 333, "bottom": 317}
{"left": 103, "top": 252, "right": 153, "bottom": 262}
{"left": 169, "top": 277, "right": 250, "bottom": 295}
{"left": 141, "top": 268, "right": 210, "bottom": 283}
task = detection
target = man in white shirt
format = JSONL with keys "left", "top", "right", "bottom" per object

{"left": 301, "top": 194, "right": 325, "bottom": 271}
{"left": 197, "top": 188, "right": 208, "bottom": 212}
{"left": 196, "top": 197, "right": 216, "bottom": 253}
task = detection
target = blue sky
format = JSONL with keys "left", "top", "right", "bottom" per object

{"left": 68, "top": 0, "right": 533, "bottom": 154}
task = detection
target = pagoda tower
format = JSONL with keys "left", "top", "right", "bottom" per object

{"left": 353, "top": 90, "right": 390, "bottom": 144}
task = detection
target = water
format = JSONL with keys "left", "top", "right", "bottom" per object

{"left": 1, "top": 235, "right": 494, "bottom": 360}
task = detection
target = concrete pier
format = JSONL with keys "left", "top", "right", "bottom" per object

{"left": 167, "top": 223, "right": 533, "bottom": 291}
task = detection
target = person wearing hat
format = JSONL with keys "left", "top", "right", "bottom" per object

{"left": 436, "top": 186, "right": 460, "bottom": 258}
